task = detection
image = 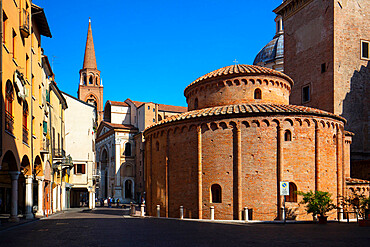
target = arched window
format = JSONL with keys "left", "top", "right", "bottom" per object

{"left": 124, "top": 142, "right": 131, "bottom": 156}
{"left": 83, "top": 74, "right": 87, "bottom": 85}
{"left": 89, "top": 76, "right": 93, "bottom": 84}
{"left": 125, "top": 180, "right": 132, "bottom": 198}
{"left": 194, "top": 98, "right": 198, "bottom": 110}
{"left": 284, "top": 130, "right": 292, "bottom": 141}
{"left": 5, "top": 80, "right": 14, "bottom": 133}
{"left": 286, "top": 182, "right": 297, "bottom": 202}
{"left": 158, "top": 114, "right": 162, "bottom": 121}
{"left": 211, "top": 184, "right": 222, "bottom": 203}
{"left": 95, "top": 77, "right": 98, "bottom": 85}
{"left": 254, "top": 88, "right": 262, "bottom": 99}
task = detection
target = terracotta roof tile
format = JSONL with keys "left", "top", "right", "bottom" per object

{"left": 103, "top": 121, "right": 137, "bottom": 130}
{"left": 109, "top": 101, "right": 128, "bottom": 107}
{"left": 145, "top": 103, "right": 346, "bottom": 131}
{"left": 157, "top": 104, "right": 187, "bottom": 113}
{"left": 185, "top": 64, "right": 294, "bottom": 94}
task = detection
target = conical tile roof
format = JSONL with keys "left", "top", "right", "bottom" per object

{"left": 83, "top": 19, "right": 97, "bottom": 69}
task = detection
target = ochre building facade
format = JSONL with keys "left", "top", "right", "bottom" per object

{"left": 144, "top": 64, "right": 353, "bottom": 221}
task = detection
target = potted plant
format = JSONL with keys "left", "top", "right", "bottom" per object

{"left": 298, "top": 190, "right": 336, "bottom": 224}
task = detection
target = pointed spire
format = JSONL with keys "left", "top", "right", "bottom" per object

{"left": 83, "top": 18, "right": 97, "bottom": 69}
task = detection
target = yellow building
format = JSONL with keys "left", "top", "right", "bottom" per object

{"left": 0, "top": 1, "right": 52, "bottom": 221}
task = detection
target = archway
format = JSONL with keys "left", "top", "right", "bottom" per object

{"left": 100, "top": 149, "right": 108, "bottom": 198}
{"left": 0, "top": 151, "right": 18, "bottom": 214}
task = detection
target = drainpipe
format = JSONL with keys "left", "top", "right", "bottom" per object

{"left": 0, "top": 0, "right": 3, "bottom": 157}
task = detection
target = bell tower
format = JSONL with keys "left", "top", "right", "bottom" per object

{"left": 78, "top": 18, "right": 104, "bottom": 125}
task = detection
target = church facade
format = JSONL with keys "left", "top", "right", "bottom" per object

{"left": 95, "top": 99, "right": 187, "bottom": 202}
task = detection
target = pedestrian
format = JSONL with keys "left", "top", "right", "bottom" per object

{"left": 108, "top": 197, "right": 111, "bottom": 208}
{"left": 116, "top": 198, "right": 120, "bottom": 208}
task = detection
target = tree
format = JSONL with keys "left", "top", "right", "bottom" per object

{"left": 298, "top": 190, "right": 336, "bottom": 217}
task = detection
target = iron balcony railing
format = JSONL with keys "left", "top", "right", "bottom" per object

{"left": 20, "top": 9, "right": 30, "bottom": 37}
{"left": 5, "top": 111, "right": 14, "bottom": 134}
{"left": 52, "top": 148, "right": 65, "bottom": 158}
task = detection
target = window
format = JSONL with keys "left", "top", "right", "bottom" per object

{"left": 23, "top": 101, "right": 29, "bottom": 144}
{"left": 286, "top": 182, "right": 297, "bottom": 202}
{"left": 89, "top": 76, "right": 93, "bottom": 84}
{"left": 5, "top": 80, "right": 14, "bottom": 133}
{"left": 158, "top": 114, "right": 163, "bottom": 121}
{"left": 284, "top": 130, "right": 292, "bottom": 142}
{"left": 302, "top": 85, "right": 310, "bottom": 103}
{"left": 124, "top": 142, "right": 131, "bottom": 156}
{"left": 361, "top": 40, "right": 369, "bottom": 60}
{"left": 75, "top": 164, "right": 86, "bottom": 174}
{"left": 83, "top": 74, "right": 87, "bottom": 85}
{"left": 194, "top": 98, "right": 198, "bottom": 109}
{"left": 43, "top": 121, "right": 47, "bottom": 134}
{"left": 211, "top": 184, "right": 222, "bottom": 203}
{"left": 3, "top": 11, "right": 8, "bottom": 45}
{"left": 12, "top": 29, "right": 16, "bottom": 60}
{"left": 254, "top": 88, "right": 262, "bottom": 99}
{"left": 321, "top": 63, "right": 326, "bottom": 73}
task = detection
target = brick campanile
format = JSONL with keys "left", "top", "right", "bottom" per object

{"left": 78, "top": 18, "right": 104, "bottom": 125}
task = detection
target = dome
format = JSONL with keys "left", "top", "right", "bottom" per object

{"left": 253, "top": 34, "right": 284, "bottom": 66}
{"left": 185, "top": 64, "right": 293, "bottom": 93}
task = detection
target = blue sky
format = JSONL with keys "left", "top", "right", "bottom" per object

{"left": 33, "top": 0, "right": 282, "bottom": 107}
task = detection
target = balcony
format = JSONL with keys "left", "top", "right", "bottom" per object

{"left": 19, "top": 9, "right": 30, "bottom": 38}
{"left": 53, "top": 148, "right": 65, "bottom": 158}
{"left": 40, "top": 138, "right": 49, "bottom": 153}
{"left": 5, "top": 111, "right": 14, "bottom": 135}
{"left": 23, "top": 126, "right": 29, "bottom": 144}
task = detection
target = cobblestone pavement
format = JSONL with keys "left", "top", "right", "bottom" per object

{"left": 0, "top": 207, "right": 369, "bottom": 247}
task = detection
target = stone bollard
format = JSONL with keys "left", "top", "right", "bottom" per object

{"left": 180, "top": 206, "right": 184, "bottom": 220}
{"left": 338, "top": 207, "right": 343, "bottom": 221}
{"left": 210, "top": 206, "right": 214, "bottom": 220}
{"left": 130, "top": 203, "right": 135, "bottom": 216}
{"left": 157, "top": 205, "right": 160, "bottom": 217}
{"left": 281, "top": 207, "right": 286, "bottom": 222}
{"left": 141, "top": 204, "right": 145, "bottom": 217}
{"left": 244, "top": 207, "right": 249, "bottom": 222}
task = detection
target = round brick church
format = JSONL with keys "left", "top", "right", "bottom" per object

{"left": 144, "top": 64, "right": 352, "bottom": 221}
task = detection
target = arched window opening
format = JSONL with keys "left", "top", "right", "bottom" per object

{"left": 211, "top": 184, "right": 222, "bottom": 203}
{"left": 95, "top": 77, "right": 98, "bottom": 85}
{"left": 254, "top": 88, "right": 262, "bottom": 99}
{"left": 194, "top": 98, "right": 198, "bottom": 110}
{"left": 156, "top": 141, "right": 159, "bottom": 151}
{"left": 5, "top": 80, "right": 14, "bottom": 133}
{"left": 158, "top": 114, "right": 163, "bottom": 121}
{"left": 83, "top": 74, "right": 87, "bottom": 85}
{"left": 124, "top": 142, "right": 131, "bottom": 156}
{"left": 284, "top": 130, "right": 292, "bottom": 142}
{"left": 286, "top": 182, "right": 297, "bottom": 202}
{"left": 89, "top": 76, "right": 93, "bottom": 84}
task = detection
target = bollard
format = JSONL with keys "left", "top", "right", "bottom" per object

{"left": 338, "top": 207, "right": 343, "bottom": 222}
{"left": 180, "top": 206, "right": 184, "bottom": 220}
{"left": 141, "top": 204, "right": 145, "bottom": 217}
{"left": 210, "top": 206, "right": 214, "bottom": 220}
{"left": 281, "top": 207, "right": 286, "bottom": 222}
{"left": 157, "top": 205, "right": 161, "bottom": 217}
{"left": 130, "top": 202, "right": 135, "bottom": 216}
{"left": 356, "top": 208, "right": 359, "bottom": 222}
{"left": 244, "top": 207, "right": 249, "bottom": 221}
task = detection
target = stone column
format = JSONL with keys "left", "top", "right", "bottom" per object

{"left": 89, "top": 189, "right": 93, "bottom": 209}
{"left": 25, "top": 175, "right": 34, "bottom": 219}
{"left": 36, "top": 177, "right": 44, "bottom": 217}
{"left": 57, "top": 184, "right": 61, "bottom": 211}
{"left": 197, "top": 126, "right": 203, "bottom": 219}
{"left": 61, "top": 182, "right": 66, "bottom": 210}
{"left": 92, "top": 192, "right": 96, "bottom": 209}
{"left": 9, "top": 171, "right": 20, "bottom": 222}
